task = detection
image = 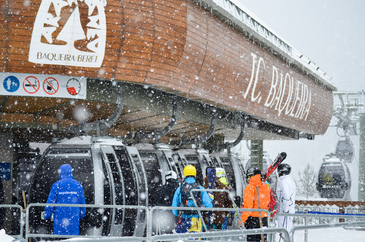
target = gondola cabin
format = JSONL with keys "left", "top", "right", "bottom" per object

{"left": 173, "top": 148, "right": 212, "bottom": 186}
{"left": 28, "top": 136, "right": 147, "bottom": 237}
{"left": 27, "top": 136, "right": 247, "bottom": 238}
{"left": 335, "top": 137, "right": 354, "bottom": 163}
{"left": 132, "top": 143, "right": 184, "bottom": 204}
{"left": 316, "top": 155, "right": 351, "bottom": 199}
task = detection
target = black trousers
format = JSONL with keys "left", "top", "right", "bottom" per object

{"left": 244, "top": 216, "right": 268, "bottom": 242}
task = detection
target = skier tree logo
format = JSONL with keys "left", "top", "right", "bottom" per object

{"left": 29, "top": 0, "right": 107, "bottom": 67}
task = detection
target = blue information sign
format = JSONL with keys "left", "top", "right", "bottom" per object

{"left": 3, "top": 76, "right": 20, "bottom": 92}
{"left": 0, "top": 162, "right": 11, "bottom": 181}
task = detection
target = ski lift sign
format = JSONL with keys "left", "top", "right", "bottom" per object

{"left": 0, "top": 72, "right": 86, "bottom": 99}
{"left": 0, "top": 162, "right": 11, "bottom": 181}
{"left": 28, "top": 0, "right": 107, "bottom": 67}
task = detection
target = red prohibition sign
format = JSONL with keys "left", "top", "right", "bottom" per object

{"left": 43, "top": 77, "right": 59, "bottom": 95}
{"left": 23, "top": 76, "right": 40, "bottom": 94}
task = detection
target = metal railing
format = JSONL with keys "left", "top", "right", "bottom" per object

{"left": 20, "top": 202, "right": 281, "bottom": 241}
{"left": 150, "top": 227, "right": 290, "bottom": 242}
{"left": 4, "top": 201, "right": 364, "bottom": 241}
{"left": 190, "top": 188, "right": 246, "bottom": 230}
{"left": 0, "top": 204, "right": 23, "bottom": 239}
{"left": 272, "top": 212, "right": 365, "bottom": 242}
{"left": 25, "top": 203, "right": 148, "bottom": 241}
{"left": 296, "top": 202, "right": 365, "bottom": 224}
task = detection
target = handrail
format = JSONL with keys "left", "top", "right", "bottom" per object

{"left": 2, "top": 202, "right": 363, "bottom": 241}
{"left": 272, "top": 212, "right": 365, "bottom": 242}
{"left": 151, "top": 205, "right": 272, "bottom": 241}
{"left": 191, "top": 188, "right": 251, "bottom": 227}
{"left": 25, "top": 203, "right": 148, "bottom": 241}
{"left": 151, "top": 227, "right": 291, "bottom": 242}
{"left": 275, "top": 212, "right": 365, "bottom": 220}
{"left": 0, "top": 204, "right": 23, "bottom": 239}
{"left": 290, "top": 221, "right": 365, "bottom": 239}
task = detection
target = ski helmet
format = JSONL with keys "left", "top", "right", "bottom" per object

{"left": 278, "top": 163, "right": 291, "bottom": 176}
{"left": 165, "top": 170, "right": 177, "bottom": 180}
{"left": 216, "top": 167, "right": 226, "bottom": 178}
{"left": 246, "top": 167, "right": 261, "bottom": 180}
{"left": 183, "top": 165, "right": 196, "bottom": 177}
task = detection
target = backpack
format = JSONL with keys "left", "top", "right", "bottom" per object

{"left": 180, "top": 182, "right": 202, "bottom": 215}
{"left": 154, "top": 180, "right": 180, "bottom": 206}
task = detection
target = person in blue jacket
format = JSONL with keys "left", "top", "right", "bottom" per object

{"left": 172, "top": 165, "right": 213, "bottom": 234}
{"left": 44, "top": 164, "right": 86, "bottom": 235}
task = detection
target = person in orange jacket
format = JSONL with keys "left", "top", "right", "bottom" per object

{"left": 240, "top": 167, "right": 271, "bottom": 242}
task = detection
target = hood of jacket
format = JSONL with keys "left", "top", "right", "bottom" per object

{"left": 248, "top": 174, "right": 262, "bottom": 186}
{"left": 279, "top": 174, "right": 289, "bottom": 180}
{"left": 184, "top": 176, "right": 196, "bottom": 184}
{"left": 59, "top": 164, "right": 73, "bottom": 180}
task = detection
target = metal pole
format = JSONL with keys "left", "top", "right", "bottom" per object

{"left": 359, "top": 113, "right": 365, "bottom": 201}
{"left": 304, "top": 210, "right": 308, "bottom": 242}
{"left": 251, "top": 140, "right": 263, "bottom": 170}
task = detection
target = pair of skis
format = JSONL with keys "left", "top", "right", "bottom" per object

{"left": 262, "top": 152, "right": 287, "bottom": 182}
{"left": 206, "top": 167, "right": 216, "bottom": 230}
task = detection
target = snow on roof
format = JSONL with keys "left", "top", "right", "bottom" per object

{"left": 58, "top": 136, "right": 124, "bottom": 146}
{"left": 201, "top": 0, "right": 335, "bottom": 90}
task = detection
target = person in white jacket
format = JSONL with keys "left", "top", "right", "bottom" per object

{"left": 277, "top": 163, "right": 296, "bottom": 239}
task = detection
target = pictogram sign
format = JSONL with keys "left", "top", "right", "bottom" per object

{"left": 3, "top": 76, "right": 20, "bottom": 92}
{"left": 23, "top": 76, "right": 40, "bottom": 94}
{"left": 43, "top": 77, "right": 59, "bottom": 95}
{"left": 0, "top": 72, "right": 86, "bottom": 99}
{"left": 66, "top": 78, "right": 81, "bottom": 95}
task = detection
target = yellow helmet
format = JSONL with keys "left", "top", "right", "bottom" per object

{"left": 183, "top": 165, "right": 196, "bottom": 177}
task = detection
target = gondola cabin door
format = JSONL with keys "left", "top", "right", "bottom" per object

{"left": 100, "top": 146, "right": 125, "bottom": 236}
{"left": 113, "top": 146, "right": 148, "bottom": 237}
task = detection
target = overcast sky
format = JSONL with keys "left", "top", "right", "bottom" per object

{"left": 230, "top": 0, "right": 365, "bottom": 200}
{"left": 233, "top": 0, "right": 365, "bottom": 92}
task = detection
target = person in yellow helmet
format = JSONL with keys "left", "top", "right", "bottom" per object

{"left": 171, "top": 165, "right": 213, "bottom": 234}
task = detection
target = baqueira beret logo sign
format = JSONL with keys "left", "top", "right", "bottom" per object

{"left": 29, "top": 0, "right": 107, "bottom": 68}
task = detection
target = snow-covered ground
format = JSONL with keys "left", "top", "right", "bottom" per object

{"left": 292, "top": 227, "right": 365, "bottom": 242}
{"left": 0, "top": 229, "right": 16, "bottom": 242}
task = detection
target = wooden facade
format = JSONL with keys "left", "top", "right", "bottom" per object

{"left": 0, "top": 0, "right": 335, "bottom": 142}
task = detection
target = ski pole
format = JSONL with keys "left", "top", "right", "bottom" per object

{"left": 22, "top": 190, "right": 27, "bottom": 213}
{"left": 230, "top": 196, "right": 243, "bottom": 228}
{"left": 22, "top": 191, "right": 31, "bottom": 242}
{"left": 256, "top": 186, "right": 265, "bottom": 242}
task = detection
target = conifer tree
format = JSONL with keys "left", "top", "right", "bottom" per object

{"left": 297, "top": 163, "right": 318, "bottom": 199}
